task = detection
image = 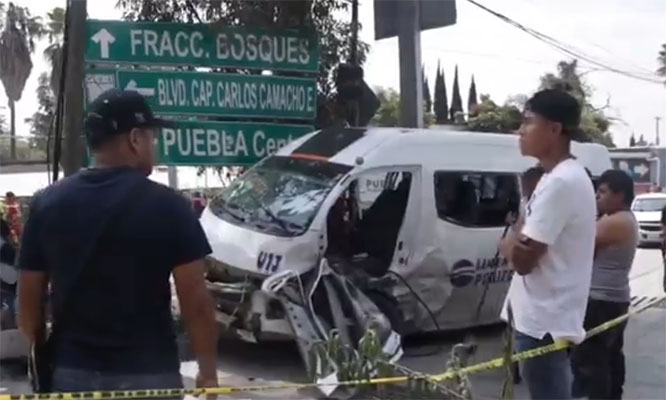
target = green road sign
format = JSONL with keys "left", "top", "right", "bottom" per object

{"left": 157, "top": 121, "right": 313, "bottom": 165}
{"left": 84, "top": 69, "right": 317, "bottom": 120}
{"left": 86, "top": 20, "right": 319, "bottom": 73}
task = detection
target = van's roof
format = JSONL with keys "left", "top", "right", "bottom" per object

{"left": 277, "top": 127, "right": 612, "bottom": 176}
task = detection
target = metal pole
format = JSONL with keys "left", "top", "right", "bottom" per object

{"left": 398, "top": 0, "right": 424, "bottom": 128}
{"left": 656, "top": 117, "right": 661, "bottom": 146}
{"left": 62, "top": 0, "right": 87, "bottom": 176}
{"left": 350, "top": 0, "right": 360, "bottom": 126}
{"left": 168, "top": 166, "right": 179, "bottom": 189}
{"left": 350, "top": 0, "right": 359, "bottom": 65}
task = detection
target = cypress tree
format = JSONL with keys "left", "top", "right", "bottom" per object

{"left": 467, "top": 75, "right": 478, "bottom": 117}
{"left": 422, "top": 66, "right": 432, "bottom": 114}
{"left": 450, "top": 65, "right": 463, "bottom": 122}
{"left": 433, "top": 61, "right": 449, "bottom": 123}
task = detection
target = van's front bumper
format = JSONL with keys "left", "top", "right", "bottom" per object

{"left": 206, "top": 279, "right": 294, "bottom": 342}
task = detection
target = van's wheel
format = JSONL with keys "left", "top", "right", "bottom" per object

{"left": 366, "top": 291, "right": 406, "bottom": 335}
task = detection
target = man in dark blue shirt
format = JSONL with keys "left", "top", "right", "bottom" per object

{"left": 17, "top": 89, "right": 218, "bottom": 392}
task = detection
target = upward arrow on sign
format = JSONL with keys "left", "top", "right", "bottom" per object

{"left": 91, "top": 28, "right": 116, "bottom": 59}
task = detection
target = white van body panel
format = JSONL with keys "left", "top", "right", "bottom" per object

{"left": 202, "top": 127, "right": 612, "bottom": 333}
{"left": 201, "top": 207, "right": 322, "bottom": 276}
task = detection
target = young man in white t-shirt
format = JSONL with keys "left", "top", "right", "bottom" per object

{"left": 500, "top": 89, "right": 596, "bottom": 400}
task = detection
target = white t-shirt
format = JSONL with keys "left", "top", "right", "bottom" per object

{"left": 502, "top": 158, "right": 596, "bottom": 343}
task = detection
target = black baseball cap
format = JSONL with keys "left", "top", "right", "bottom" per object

{"left": 525, "top": 89, "right": 586, "bottom": 141}
{"left": 85, "top": 89, "right": 172, "bottom": 146}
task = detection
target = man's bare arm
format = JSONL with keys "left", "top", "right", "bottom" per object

{"left": 596, "top": 213, "right": 633, "bottom": 251}
{"left": 173, "top": 260, "right": 218, "bottom": 385}
{"left": 500, "top": 226, "right": 547, "bottom": 276}
{"left": 17, "top": 270, "right": 48, "bottom": 344}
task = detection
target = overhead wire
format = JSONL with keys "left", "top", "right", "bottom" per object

{"left": 510, "top": 0, "right": 658, "bottom": 77}
{"left": 465, "top": 0, "right": 663, "bottom": 85}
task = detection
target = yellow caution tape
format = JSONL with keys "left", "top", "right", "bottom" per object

{"left": 1, "top": 296, "right": 662, "bottom": 400}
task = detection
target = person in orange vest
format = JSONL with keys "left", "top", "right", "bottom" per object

{"left": 1, "top": 192, "right": 22, "bottom": 244}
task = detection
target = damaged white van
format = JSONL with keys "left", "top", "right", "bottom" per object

{"left": 199, "top": 127, "right": 611, "bottom": 372}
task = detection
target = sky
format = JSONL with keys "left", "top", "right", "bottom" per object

{"left": 2, "top": 0, "right": 666, "bottom": 148}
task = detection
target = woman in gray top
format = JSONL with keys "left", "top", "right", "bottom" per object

{"left": 571, "top": 169, "right": 638, "bottom": 400}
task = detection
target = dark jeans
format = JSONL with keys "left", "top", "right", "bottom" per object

{"left": 515, "top": 331, "right": 572, "bottom": 400}
{"left": 52, "top": 367, "right": 183, "bottom": 399}
{"left": 571, "top": 299, "right": 629, "bottom": 400}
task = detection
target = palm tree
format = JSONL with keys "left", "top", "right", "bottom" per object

{"left": 658, "top": 43, "right": 666, "bottom": 81}
{"left": 0, "top": 2, "right": 44, "bottom": 159}
{"left": 43, "top": 7, "right": 65, "bottom": 95}
{"left": 0, "top": 106, "right": 7, "bottom": 135}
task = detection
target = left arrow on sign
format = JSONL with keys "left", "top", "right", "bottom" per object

{"left": 125, "top": 80, "right": 155, "bottom": 97}
{"left": 91, "top": 28, "right": 116, "bottom": 59}
{"left": 633, "top": 163, "right": 649, "bottom": 177}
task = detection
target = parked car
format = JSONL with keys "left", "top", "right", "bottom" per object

{"left": 631, "top": 193, "right": 666, "bottom": 246}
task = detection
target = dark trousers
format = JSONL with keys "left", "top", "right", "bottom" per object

{"left": 571, "top": 299, "right": 629, "bottom": 400}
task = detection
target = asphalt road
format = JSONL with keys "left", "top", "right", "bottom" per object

{"left": 1, "top": 248, "right": 664, "bottom": 399}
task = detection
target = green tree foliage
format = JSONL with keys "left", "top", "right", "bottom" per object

{"left": 24, "top": 72, "right": 54, "bottom": 152}
{"left": 657, "top": 43, "right": 666, "bottom": 80}
{"left": 433, "top": 61, "right": 449, "bottom": 124}
{"left": 636, "top": 134, "right": 647, "bottom": 146}
{"left": 0, "top": 2, "right": 44, "bottom": 159}
{"left": 466, "top": 94, "right": 522, "bottom": 133}
{"left": 116, "top": 0, "right": 370, "bottom": 129}
{"left": 467, "top": 75, "right": 478, "bottom": 117}
{"left": 0, "top": 107, "right": 6, "bottom": 135}
{"left": 422, "top": 66, "right": 432, "bottom": 114}
{"left": 370, "top": 86, "right": 435, "bottom": 128}
{"left": 43, "top": 7, "right": 65, "bottom": 94}
{"left": 449, "top": 65, "right": 463, "bottom": 122}
{"left": 538, "top": 59, "right": 615, "bottom": 147}
{"left": 370, "top": 87, "right": 399, "bottom": 127}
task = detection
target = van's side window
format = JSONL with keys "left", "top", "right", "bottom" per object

{"left": 434, "top": 172, "right": 520, "bottom": 227}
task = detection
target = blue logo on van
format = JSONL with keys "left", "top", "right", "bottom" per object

{"left": 450, "top": 259, "right": 476, "bottom": 287}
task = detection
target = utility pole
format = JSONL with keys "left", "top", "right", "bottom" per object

{"left": 350, "top": 0, "right": 359, "bottom": 65}
{"left": 168, "top": 166, "right": 179, "bottom": 189}
{"left": 349, "top": 0, "right": 360, "bottom": 127}
{"left": 61, "top": 0, "right": 87, "bottom": 176}
{"left": 398, "top": 0, "right": 424, "bottom": 128}
{"left": 656, "top": 116, "right": 662, "bottom": 146}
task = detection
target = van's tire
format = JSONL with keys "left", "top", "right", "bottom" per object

{"left": 365, "top": 290, "right": 406, "bottom": 335}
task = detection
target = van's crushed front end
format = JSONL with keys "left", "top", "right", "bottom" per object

{"left": 199, "top": 156, "right": 403, "bottom": 383}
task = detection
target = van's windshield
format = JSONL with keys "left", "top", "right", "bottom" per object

{"left": 632, "top": 197, "right": 666, "bottom": 212}
{"left": 209, "top": 156, "right": 352, "bottom": 237}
